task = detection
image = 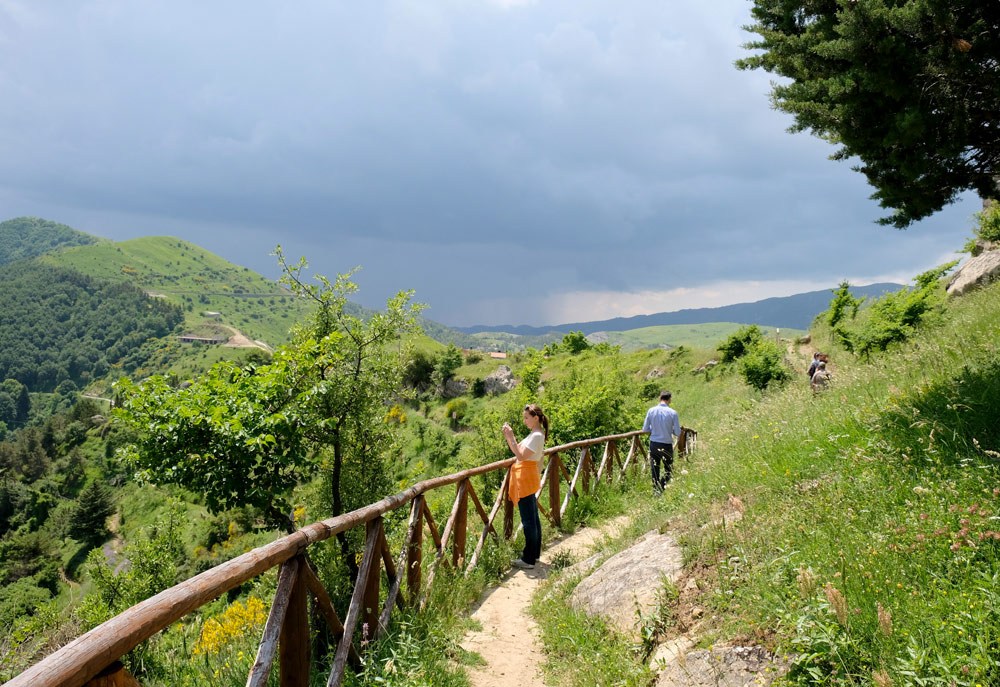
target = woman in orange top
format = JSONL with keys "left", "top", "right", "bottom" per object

{"left": 502, "top": 403, "right": 549, "bottom": 569}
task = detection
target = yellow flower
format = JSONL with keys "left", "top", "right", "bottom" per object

{"left": 192, "top": 597, "right": 268, "bottom": 657}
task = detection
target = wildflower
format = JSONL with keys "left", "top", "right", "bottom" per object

{"left": 823, "top": 583, "right": 848, "bottom": 626}
{"left": 872, "top": 669, "right": 893, "bottom": 687}
{"left": 877, "top": 603, "right": 893, "bottom": 636}
{"left": 797, "top": 567, "right": 818, "bottom": 599}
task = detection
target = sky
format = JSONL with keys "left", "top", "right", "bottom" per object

{"left": 0, "top": 0, "right": 978, "bottom": 327}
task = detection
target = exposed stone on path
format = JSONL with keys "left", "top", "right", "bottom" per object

{"left": 654, "top": 645, "right": 789, "bottom": 687}
{"left": 569, "top": 530, "right": 683, "bottom": 634}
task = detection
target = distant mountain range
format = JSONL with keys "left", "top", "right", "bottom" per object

{"left": 454, "top": 283, "right": 905, "bottom": 336}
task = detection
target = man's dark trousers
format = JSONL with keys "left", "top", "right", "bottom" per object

{"left": 650, "top": 441, "right": 674, "bottom": 492}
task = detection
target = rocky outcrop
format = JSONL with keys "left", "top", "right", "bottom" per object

{"left": 654, "top": 645, "right": 789, "bottom": 687}
{"left": 570, "top": 531, "right": 683, "bottom": 633}
{"left": 947, "top": 249, "right": 1000, "bottom": 296}
{"left": 483, "top": 365, "right": 517, "bottom": 395}
{"left": 692, "top": 360, "right": 718, "bottom": 375}
{"left": 645, "top": 367, "right": 665, "bottom": 380}
{"left": 967, "top": 238, "right": 1000, "bottom": 257}
{"left": 440, "top": 378, "right": 468, "bottom": 398}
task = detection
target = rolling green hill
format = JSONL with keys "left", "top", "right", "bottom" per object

{"left": 591, "top": 322, "right": 805, "bottom": 351}
{"left": 40, "top": 236, "right": 314, "bottom": 348}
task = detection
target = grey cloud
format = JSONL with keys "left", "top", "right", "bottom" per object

{"left": 0, "top": 0, "right": 976, "bottom": 325}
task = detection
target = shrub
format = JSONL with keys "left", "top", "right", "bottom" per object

{"left": 834, "top": 263, "right": 957, "bottom": 358}
{"left": 717, "top": 325, "right": 762, "bottom": 363}
{"left": 444, "top": 398, "right": 467, "bottom": 423}
{"left": 737, "top": 339, "right": 790, "bottom": 391}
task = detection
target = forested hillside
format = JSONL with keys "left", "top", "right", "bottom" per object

{"left": 0, "top": 218, "right": 97, "bottom": 267}
{"left": 0, "top": 262, "right": 184, "bottom": 392}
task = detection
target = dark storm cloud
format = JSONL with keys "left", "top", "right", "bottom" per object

{"left": 0, "top": 0, "right": 975, "bottom": 325}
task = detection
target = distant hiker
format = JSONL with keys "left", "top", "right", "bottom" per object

{"left": 503, "top": 403, "right": 549, "bottom": 570}
{"left": 642, "top": 390, "right": 681, "bottom": 492}
{"left": 807, "top": 352, "right": 821, "bottom": 379}
{"left": 810, "top": 361, "right": 831, "bottom": 393}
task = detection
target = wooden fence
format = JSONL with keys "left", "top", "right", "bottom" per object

{"left": 8, "top": 430, "right": 649, "bottom": 687}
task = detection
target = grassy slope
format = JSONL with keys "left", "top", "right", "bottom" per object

{"left": 41, "top": 236, "right": 315, "bottom": 347}
{"left": 596, "top": 322, "right": 805, "bottom": 351}
{"left": 529, "top": 280, "right": 1000, "bottom": 686}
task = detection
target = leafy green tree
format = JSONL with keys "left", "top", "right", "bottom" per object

{"left": 717, "top": 325, "right": 763, "bottom": 363}
{"left": 69, "top": 479, "right": 117, "bottom": 547}
{"left": 827, "top": 281, "right": 864, "bottom": 329}
{"left": 432, "top": 343, "right": 464, "bottom": 388}
{"left": 561, "top": 331, "right": 591, "bottom": 354}
{"left": 115, "top": 350, "right": 307, "bottom": 530}
{"left": 738, "top": 1, "right": 1000, "bottom": 227}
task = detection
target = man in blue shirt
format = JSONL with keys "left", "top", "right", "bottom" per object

{"left": 642, "top": 390, "right": 681, "bottom": 492}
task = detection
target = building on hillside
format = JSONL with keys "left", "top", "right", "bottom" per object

{"left": 178, "top": 334, "right": 226, "bottom": 345}
{"left": 489, "top": 351, "right": 508, "bottom": 359}
{"left": 203, "top": 311, "right": 221, "bottom": 318}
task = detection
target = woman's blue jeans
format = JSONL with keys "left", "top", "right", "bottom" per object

{"left": 518, "top": 494, "right": 542, "bottom": 565}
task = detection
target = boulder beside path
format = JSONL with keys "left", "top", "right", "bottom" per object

{"left": 570, "top": 530, "right": 683, "bottom": 633}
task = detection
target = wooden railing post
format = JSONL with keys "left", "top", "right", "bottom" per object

{"left": 548, "top": 454, "right": 561, "bottom": 529}
{"left": 362, "top": 520, "right": 382, "bottom": 646}
{"left": 407, "top": 495, "right": 424, "bottom": 606}
{"left": 279, "top": 554, "right": 310, "bottom": 687}
{"left": 452, "top": 479, "right": 469, "bottom": 568}
{"left": 581, "top": 447, "right": 591, "bottom": 494}
{"left": 503, "top": 467, "right": 514, "bottom": 539}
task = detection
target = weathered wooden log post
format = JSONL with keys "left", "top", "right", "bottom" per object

{"left": 453, "top": 479, "right": 469, "bottom": 568}
{"left": 503, "top": 468, "right": 514, "bottom": 539}
{"left": 362, "top": 520, "right": 382, "bottom": 648}
{"left": 581, "top": 447, "right": 591, "bottom": 494}
{"left": 406, "top": 495, "right": 424, "bottom": 606}
{"left": 548, "top": 453, "right": 561, "bottom": 529}
{"left": 279, "top": 554, "right": 310, "bottom": 687}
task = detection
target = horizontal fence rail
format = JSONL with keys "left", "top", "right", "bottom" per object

{"left": 9, "top": 430, "right": 655, "bottom": 687}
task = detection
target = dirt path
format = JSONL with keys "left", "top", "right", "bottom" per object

{"left": 218, "top": 324, "right": 269, "bottom": 351}
{"left": 460, "top": 515, "right": 630, "bottom": 687}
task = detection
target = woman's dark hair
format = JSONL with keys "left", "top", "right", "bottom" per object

{"left": 524, "top": 404, "right": 549, "bottom": 441}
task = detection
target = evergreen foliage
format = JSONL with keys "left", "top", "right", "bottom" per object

{"left": 738, "top": 1, "right": 1000, "bottom": 226}
{"left": 0, "top": 261, "right": 184, "bottom": 392}
{"left": 69, "top": 480, "right": 116, "bottom": 547}
{"left": 0, "top": 217, "right": 97, "bottom": 267}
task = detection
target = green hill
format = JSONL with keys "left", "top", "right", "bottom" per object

{"left": 40, "top": 236, "right": 314, "bottom": 348}
{"left": 592, "top": 322, "right": 805, "bottom": 351}
{"left": 0, "top": 218, "right": 98, "bottom": 267}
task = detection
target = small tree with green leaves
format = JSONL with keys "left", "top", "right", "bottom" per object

{"left": 827, "top": 281, "right": 863, "bottom": 329}
{"left": 717, "top": 325, "right": 763, "bottom": 363}
{"left": 432, "top": 343, "right": 464, "bottom": 388}
{"left": 737, "top": 340, "right": 791, "bottom": 391}
{"left": 561, "top": 331, "right": 591, "bottom": 354}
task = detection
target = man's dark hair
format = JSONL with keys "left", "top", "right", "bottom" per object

{"left": 659, "top": 390, "right": 672, "bottom": 402}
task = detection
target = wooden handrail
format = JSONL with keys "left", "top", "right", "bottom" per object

{"left": 9, "top": 430, "right": 651, "bottom": 687}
